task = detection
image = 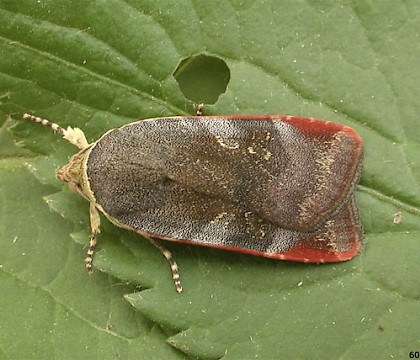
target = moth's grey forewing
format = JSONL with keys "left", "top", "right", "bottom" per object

{"left": 86, "top": 116, "right": 362, "bottom": 262}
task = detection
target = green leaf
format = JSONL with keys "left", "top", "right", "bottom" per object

{"left": 1, "top": 1, "right": 420, "bottom": 359}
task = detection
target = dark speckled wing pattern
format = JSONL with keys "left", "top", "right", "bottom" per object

{"left": 86, "top": 116, "right": 363, "bottom": 262}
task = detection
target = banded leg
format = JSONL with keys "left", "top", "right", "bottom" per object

{"left": 195, "top": 103, "right": 204, "bottom": 116}
{"left": 86, "top": 203, "right": 101, "bottom": 274}
{"left": 145, "top": 236, "right": 183, "bottom": 293}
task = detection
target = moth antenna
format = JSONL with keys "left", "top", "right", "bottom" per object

{"left": 145, "top": 236, "right": 183, "bottom": 293}
{"left": 23, "top": 113, "right": 89, "bottom": 149}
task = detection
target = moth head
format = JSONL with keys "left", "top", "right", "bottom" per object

{"left": 57, "top": 148, "right": 92, "bottom": 200}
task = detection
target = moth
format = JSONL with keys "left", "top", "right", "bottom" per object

{"left": 22, "top": 112, "right": 363, "bottom": 293}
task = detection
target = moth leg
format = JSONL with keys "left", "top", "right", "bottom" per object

{"left": 85, "top": 203, "right": 101, "bottom": 274}
{"left": 144, "top": 236, "right": 183, "bottom": 293}
{"left": 195, "top": 103, "right": 204, "bottom": 116}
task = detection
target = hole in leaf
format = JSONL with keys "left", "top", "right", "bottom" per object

{"left": 173, "top": 54, "right": 230, "bottom": 104}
